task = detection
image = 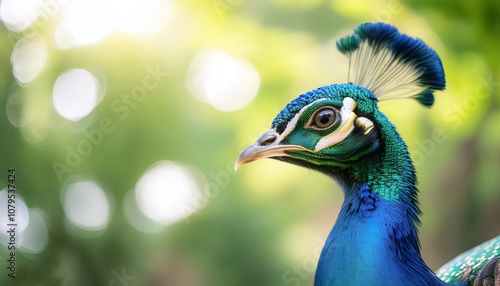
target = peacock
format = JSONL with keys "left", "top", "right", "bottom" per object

{"left": 235, "top": 22, "right": 500, "bottom": 286}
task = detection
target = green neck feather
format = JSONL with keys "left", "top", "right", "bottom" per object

{"left": 351, "top": 112, "right": 417, "bottom": 201}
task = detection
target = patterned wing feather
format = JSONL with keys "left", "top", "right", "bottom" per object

{"left": 436, "top": 235, "right": 500, "bottom": 285}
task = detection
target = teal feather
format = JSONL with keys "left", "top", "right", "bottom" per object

{"left": 437, "top": 235, "right": 500, "bottom": 284}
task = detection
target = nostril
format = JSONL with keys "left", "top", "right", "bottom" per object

{"left": 260, "top": 134, "right": 277, "bottom": 146}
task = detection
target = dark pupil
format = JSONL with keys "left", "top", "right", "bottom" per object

{"left": 319, "top": 113, "right": 330, "bottom": 124}
{"left": 315, "top": 109, "right": 334, "bottom": 127}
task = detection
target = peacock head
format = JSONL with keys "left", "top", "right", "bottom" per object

{"left": 235, "top": 22, "right": 445, "bottom": 180}
{"left": 235, "top": 84, "right": 382, "bottom": 172}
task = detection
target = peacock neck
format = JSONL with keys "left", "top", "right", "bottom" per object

{"left": 314, "top": 182, "right": 448, "bottom": 286}
{"left": 314, "top": 124, "right": 450, "bottom": 286}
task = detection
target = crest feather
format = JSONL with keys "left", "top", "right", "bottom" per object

{"left": 336, "top": 22, "right": 445, "bottom": 107}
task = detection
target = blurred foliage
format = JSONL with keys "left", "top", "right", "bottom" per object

{"left": 0, "top": 0, "right": 500, "bottom": 285}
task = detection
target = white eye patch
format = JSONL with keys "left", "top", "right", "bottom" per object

{"left": 314, "top": 97, "right": 357, "bottom": 152}
{"left": 275, "top": 98, "right": 327, "bottom": 142}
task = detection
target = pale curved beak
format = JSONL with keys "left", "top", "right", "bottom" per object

{"left": 235, "top": 129, "right": 307, "bottom": 171}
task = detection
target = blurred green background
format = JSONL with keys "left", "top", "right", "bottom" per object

{"left": 1, "top": 0, "right": 500, "bottom": 285}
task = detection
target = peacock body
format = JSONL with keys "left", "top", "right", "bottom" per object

{"left": 236, "top": 23, "right": 500, "bottom": 286}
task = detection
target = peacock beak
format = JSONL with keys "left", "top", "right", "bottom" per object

{"left": 235, "top": 129, "right": 307, "bottom": 171}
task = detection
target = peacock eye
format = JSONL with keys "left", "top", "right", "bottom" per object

{"left": 310, "top": 107, "right": 337, "bottom": 130}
